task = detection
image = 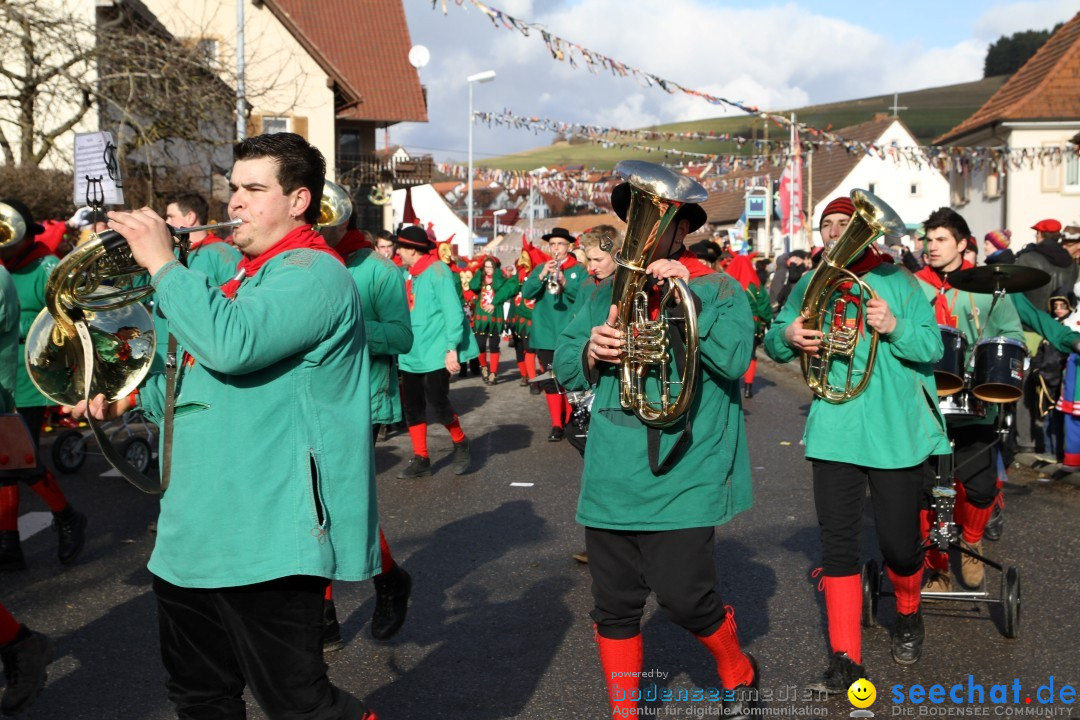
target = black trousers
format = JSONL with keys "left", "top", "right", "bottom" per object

{"left": 812, "top": 460, "right": 924, "bottom": 577}
{"left": 2, "top": 406, "right": 47, "bottom": 486}
{"left": 535, "top": 349, "right": 559, "bottom": 394}
{"left": 945, "top": 424, "right": 999, "bottom": 508}
{"left": 153, "top": 575, "right": 368, "bottom": 720}
{"left": 585, "top": 526, "right": 727, "bottom": 640}
{"left": 400, "top": 369, "right": 456, "bottom": 426}
{"left": 475, "top": 332, "right": 500, "bottom": 354}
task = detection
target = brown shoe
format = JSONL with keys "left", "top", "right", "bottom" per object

{"left": 571, "top": 551, "right": 588, "bottom": 564}
{"left": 959, "top": 539, "right": 984, "bottom": 587}
{"left": 923, "top": 570, "right": 952, "bottom": 596}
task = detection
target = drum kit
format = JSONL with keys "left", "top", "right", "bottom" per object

{"left": 867, "top": 263, "right": 1048, "bottom": 639}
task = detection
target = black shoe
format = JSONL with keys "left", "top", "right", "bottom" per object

{"left": 529, "top": 383, "right": 541, "bottom": 395}
{"left": 397, "top": 455, "right": 432, "bottom": 479}
{"left": 53, "top": 507, "right": 87, "bottom": 566}
{"left": 1, "top": 626, "right": 54, "bottom": 717}
{"left": 743, "top": 383, "right": 752, "bottom": 399}
{"left": 451, "top": 438, "right": 471, "bottom": 475}
{"left": 519, "top": 377, "right": 529, "bottom": 387}
{"left": 376, "top": 424, "right": 390, "bottom": 442}
{"left": 984, "top": 505, "right": 1004, "bottom": 542}
{"left": 548, "top": 426, "right": 564, "bottom": 442}
{"left": 371, "top": 565, "right": 412, "bottom": 641}
{"left": 891, "top": 610, "right": 924, "bottom": 665}
{"left": 322, "top": 598, "right": 345, "bottom": 655}
{"left": 723, "top": 653, "right": 760, "bottom": 720}
{"left": 806, "top": 652, "right": 865, "bottom": 695}
{"left": 0, "top": 531, "right": 26, "bottom": 572}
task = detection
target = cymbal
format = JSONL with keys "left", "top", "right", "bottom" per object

{"left": 946, "top": 264, "right": 1051, "bottom": 294}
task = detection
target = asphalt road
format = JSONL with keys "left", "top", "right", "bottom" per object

{"left": 3, "top": 356, "right": 1078, "bottom": 719}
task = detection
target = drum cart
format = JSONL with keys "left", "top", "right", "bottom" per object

{"left": 51, "top": 410, "right": 157, "bottom": 475}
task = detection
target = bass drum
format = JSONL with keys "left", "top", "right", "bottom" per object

{"left": 972, "top": 337, "right": 1026, "bottom": 403}
{"left": 933, "top": 325, "right": 967, "bottom": 396}
{"left": 565, "top": 389, "right": 594, "bottom": 457}
{"left": 939, "top": 391, "right": 986, "bottom": 422}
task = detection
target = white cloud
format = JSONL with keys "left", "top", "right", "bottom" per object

{"left": 973, "top": 0, "right": 1077, "bottom": 40}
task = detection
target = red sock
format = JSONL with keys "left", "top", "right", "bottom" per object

{"left": 0, "top": 604, "right": 19, "bottom": 647}
{"left": 29, "top": 470, "right": 67, "bottom": 513}
{"left": 525, "top": 352, "right": 537, "bottom": 379}
{"left": 920, "top": 509, "right": 948, "bottom": 572}
{"left": 378, "top": 529, "right": 396, "bottom": 574}
{"left": 823, "top": 574, "right": 862, "bottom": 664}
{"left": 956, "top": 497, "right": 994, "bottom": 544}
{"left": 407, "top": 423, "right": 429, "bottom": 458}
{"left": 597, "top": 633, "right": 642, "bottom": 717}
{"left": 517, "top": 361, "right": 528, "bottom": 378}
{"left": 444, "top": 416, "right": 466, "bottom": 443}
{"left": 743, "top": 358, "right": 757, "bottom": 385}
{"left": 324, "top": 583, "right": 333, "bottom": 601}
{"left": 887, "top": 567, "right": 923, "bottom": 615}
{"left": 0, "top": 486, "right": 18, "bottom": 532}
{"left": 478, "top": 352, "right": 488, "bottom": 368}
{"left": 488, "top": 354, "right": 499, "bottom": 375}
{"left": 544, "top": 393, "right": 564, "bottom": 428}
{"left": 696, "top": 607, "right": 754, "bottom": 689}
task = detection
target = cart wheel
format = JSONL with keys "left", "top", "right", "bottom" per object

{"left": 861, "top": 559, "right": 880, "bottom": 628}
{"left": 52, "top": 430, "right": 86, "bottom": 474}
{"left": 122, "top": 437, "right": 153, "bottom": 475}
{"left": 1001, "top": 566, "right": 1020, "bottom": 639}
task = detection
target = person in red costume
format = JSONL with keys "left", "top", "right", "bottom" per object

{"left": 724, "top": 253, "right": 773, "bottom": 399}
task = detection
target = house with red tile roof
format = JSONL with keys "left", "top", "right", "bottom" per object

{"left": 935, "top": 12, "right": 1080, "bottom": 247}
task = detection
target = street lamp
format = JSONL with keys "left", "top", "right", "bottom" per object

{"left": 492, "top": 208, "right": 507, "bottom": 238}
{"left": 466, "top": 69, "right": 496, "bottom": 259}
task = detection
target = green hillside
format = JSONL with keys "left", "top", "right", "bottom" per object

{"left": 479, "top": 76, "right": 1008, "bottom": 172}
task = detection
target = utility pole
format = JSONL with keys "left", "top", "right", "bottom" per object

{"left": 236, "top": 0, "right": 246, "bottom": 140}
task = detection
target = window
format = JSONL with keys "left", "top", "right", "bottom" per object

{"left": 1066, "top": 153, "right": 1080, "bottom": 192}
{"left": 909, "top": 182, "right": 920, "bottom": 197}
{"left": 195, "top": 38, "right": 219, "bottom": 65}
{"left": 867, "top": 182, "right": 877, "bottom": 195}
{"left": 949, "top": 170, "right": 968, "bottom": 206}
{"left": 984, "top": 171, "right": 1001, "bottom": 199}
{"left": 262, "top": 116, "right": 289, "bottom": 134}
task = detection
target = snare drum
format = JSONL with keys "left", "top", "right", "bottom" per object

{"left": 938, "top": 391, "right": 986, "bottom": 421}
{"left": 933, "top": 325, "right": 967, "bottom": 396}
{"left": 972, "top": 337, "right": 1026, "bottom": 403}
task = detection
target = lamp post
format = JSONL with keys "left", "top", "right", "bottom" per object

{"left": 466, "top": 70, "right": 496, "bottom": 259}
{"left": 492, "top": 208, "right": 507, "bottom": 239}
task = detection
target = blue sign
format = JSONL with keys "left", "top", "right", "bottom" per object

{"left": 746, "top": 195, "right": 767, "bottom": 220}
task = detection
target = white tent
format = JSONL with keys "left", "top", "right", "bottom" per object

{"left": 392, "top": 184, "right": 471, "bottom": 256}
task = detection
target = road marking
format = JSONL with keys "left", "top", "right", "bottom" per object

{"left": 510, "top": 482, "right": 533, "bottom": 487}
{"left": 18, "top": 511, "right": 53, "bottom": 539}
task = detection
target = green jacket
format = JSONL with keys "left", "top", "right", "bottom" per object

{"left": 0, "top": 267, "right": 18, "bottom": 413}
{"left": 137, "top": 250, "right": 379, "bottom": 588}
{"left": 747, "top": 283, "right": 773, "bottom": 338}
{"left": 400, "top": 260, "right": 475, "bottom": 373}
{"left": 11, "top": 253, "right": 59, "bottom": 408}
{"left": 151, "top": 241, "right": 243, "bottom": 372}
{"left": 469, "top": 269, "right": 517, "bottom": 335}
{"left": 1012, "top": 293, "right": 1080, "bottom": 354}
{"left": 915, "top": 274, "right": 1025, "bottom": 427}
{"left": 554, "top": 273, "right": 754, "bottom": 530}
{"left": 507, "top": 270, "right": 535, "bottom": 338}
{"left": 765, "top": 265, "right": 951, "bottom": 467}
{"left": 346, "top": 249, "right": 413, "bottom": 424}
{"left": 521, "top": 259, "right": 588, "bottom": 351}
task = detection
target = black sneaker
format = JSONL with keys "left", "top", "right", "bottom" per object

{"left": 451, "top": 438, "right": 471, "bottom": 475}
{"left": 529, "top": 383, "right": 542, "bottom": 395}
{"left": 984, "top": 505, "right": 1004, "bottom": 542}
{"left": 548, "top": 426, "right": 564, "bottom": 442}
{"left": 743, "top": 383, "right": 753, "bottom": 399}
{"left": 891, "top": 610, "right": 924, "bottom": 665}
{"left": 1, "top": 626, "right": 54, "bottom": 716}
{"left": 322, "top": 598, "right": 345, "bottom": 655}
{"left": 806, "top": 652, "right": 865, "bottom": 695}
{"left": 723, "top": 652, "right": 760, "bottom": 720}
{"left": 53, "top": 507, "right": 87, "bottom": 565}
{"left": 397, "top": 456, "right": 432, "bottom": 479}
{"left": 0, "top": 531, "right": 26, "bottom": 572}
{"left": 371, "top": 565, "right": 412, "bottom": 641}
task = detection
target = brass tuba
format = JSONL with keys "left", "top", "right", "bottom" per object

{"left": 317, "top": 180, "right": 352, "bottom": 230}
{"left": 610, "top": 161, "right": 707, "bottom": 428}
{"left": 799, "top": 189, "right": 907, "bottom": 402}
{"left": 0, "top": 201, "right": 28, "bottom": 250}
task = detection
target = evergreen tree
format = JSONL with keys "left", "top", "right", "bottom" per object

{"left": 984, "top": 24, "right": 1062, "bottom": 77}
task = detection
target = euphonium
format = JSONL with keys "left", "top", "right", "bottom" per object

{"left": 0, "top": 201, "right": 28, "bottom": 250}
{"left": 317, "top": 180, "right": 352, "bottom": 230}
{"left": 799, "top": 189, "right": 907, "bottom": 402}
{"left": 610, "top": 161, "right": 708, "bottom": 428}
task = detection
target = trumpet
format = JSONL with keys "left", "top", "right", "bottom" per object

{"left": 545, "top": 262, "right": 563, "bottom": 295}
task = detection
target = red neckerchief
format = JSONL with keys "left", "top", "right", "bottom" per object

{"left": 332, "top": 229, "right": 373, "bottom": 261}
{"left": 0, "top": 240, "right": 54, "bottom": 271}
{"left": 220, "top": 225, "right": 339, "bottom": 299}
{"left": 406, "top": 252, "right": 439, "bottom": 311}
{"left": 915, "top": 260, "right": 974, "bottom": 327}
{"left": 645, "top": 249, "right": 714, "bottom": 319}
{"left": 830, "top": 247, "right": 893, "bottom": 336}
{"left": 559, "top": 255, "right": 578, "bottom": 271}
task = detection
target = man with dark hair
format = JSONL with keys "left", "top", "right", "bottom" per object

{"left": 915, "top": 207, "right": 1024, "bottom": 593}
{"left": 0, "top": 198, "right": 87, "bottom": 571}
{"left": 395, "top": 225, "right": 472, "bottom": 478}
{"left": 75, "top": 132, "right": 380, "bottom": 720}
{"left": 164, "top": 191, "right": 210, "bottom": 227}
{"left": 374, "top": 230, "right": 396, "bottom": 261}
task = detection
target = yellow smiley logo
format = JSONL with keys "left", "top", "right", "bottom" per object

{"left": 848, "top": 678, "right": 876, "bottom": 708}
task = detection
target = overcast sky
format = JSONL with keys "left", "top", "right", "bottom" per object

{"left": 390, "top": 0, "right": 1077, "bottom": 163}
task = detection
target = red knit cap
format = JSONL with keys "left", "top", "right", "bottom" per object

{"left": 821, "top": 196, "right": 855, "bottom": 223}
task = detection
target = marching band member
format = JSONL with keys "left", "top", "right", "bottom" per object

{"left": 765, "top": 196, "right": 950, "bottom": 691}
{"left": 508, "top": 250, "right": 536, "bottom": 386}
{"left": 0, "top": 199, "right": 87, "bottom": 571}
{"left": 395, "top": 225, "right": 473, "bottom": 478}
{"left": 75, "top": 133, "right": 380, "bottom": 720}
{"left": 724, "top": 253, "right": 772, "bottom": 399}
{"left": 522, "top": 227, "right": 587, "bottom": 441}
{"left": 469, "top": 255, "right": 517, "bottom": 385}
{"left": 914, "top": 208, "right": 1024, "bottom": 591}
{"left": 555, "top": 184, "right": 759, "bottom": 719}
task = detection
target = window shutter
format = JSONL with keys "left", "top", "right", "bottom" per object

{"left": 292, "top": 116, "right": 308, "bottom": 139}
{"left": 247, "top": 113, "right": 261, "bottom": 139}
